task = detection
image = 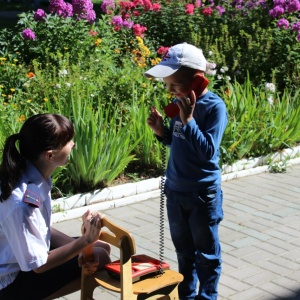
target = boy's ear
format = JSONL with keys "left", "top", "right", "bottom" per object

{"left": 191, "top": 74, "right": 209, "bottom": 98}
{"left": 44, "top": 150, "right": 54, "bottom": 162}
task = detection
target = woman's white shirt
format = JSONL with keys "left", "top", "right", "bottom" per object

{"left": 0, "top": 161, "right": 52, "bottom": 289}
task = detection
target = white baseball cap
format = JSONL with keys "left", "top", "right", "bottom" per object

{"left": 145, "top": 42, "right": 207, "bottom": 78}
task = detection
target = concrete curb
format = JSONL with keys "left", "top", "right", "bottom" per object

{"left": 51, "top": 147, "right": 300, "bottom": 223}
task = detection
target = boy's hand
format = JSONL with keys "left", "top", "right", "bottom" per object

{"left": 147, "top": 106, "right": 164, "bottom": 137}
{"left": 177, "top": 90, "right": 196, "bottom": 125}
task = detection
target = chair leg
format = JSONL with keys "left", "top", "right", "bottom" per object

{"left": 81, "top": 273, "right": 98, "bottom": 300}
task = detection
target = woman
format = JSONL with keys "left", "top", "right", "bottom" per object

{"left": 0, "top": 113, "right": 111, "bottom": 299}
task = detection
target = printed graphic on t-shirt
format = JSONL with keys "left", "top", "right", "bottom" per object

{"left": 173, "top": 121, "right": 185, "bottom": 139}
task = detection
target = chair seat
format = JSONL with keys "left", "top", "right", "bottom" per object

{"left": 93, "top": 269, "right": 183, "bottom": 295}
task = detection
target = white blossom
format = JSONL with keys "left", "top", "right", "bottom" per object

{"left": 206, "top": 69, "right": 217, "bottom": 76}
{"left": 265, "top": 82, "right": 276, "bottom": 93}
{"left": 267, "top": 95, "right": 274, "bottom": 105}
{"left": 56, "top": 84, "right": 61, "bottom": 89}
{"left": 65, "top": 82, "right": 71, "bottom": 87}
{"left": 58, "top": 69, "right": 68, "bottom": 77}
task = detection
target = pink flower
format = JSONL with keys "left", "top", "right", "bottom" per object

{"left": 152, "top": 3, "right": 161, "bottom": 12}
{"left": 142, "top": 0, "right": 153, "bottom": 12}
{"left": 133, "top": 24, "right": 147, "bottom": 37}
{"left": 132, "top": 10, "right": 141, "bottom": 16}
{"left": 119, "top": 1, "right": 135, "bottom": 12}
{"left": 185, "top": 4, "right": 194, "bottom": 15}
{"left": 34, "top": 9, "right": 46, "bottom": 21}
{"left": 72, "top": 0, "right": 96, "bottom": 23}
{"left": 291, "top": 22, "right": 300, "bottom": 33}
{"left": 286, "top": 0, "right": 300, "bottom": 13}
{"left": 88, "top": 30, "right": 98, "bottom": 36}
{"left": 202, "top": 7, "right": 213, "bottom": 16}
{"left": 195, "top": 0, "right": 201, "bottom": 8}
{"left": 157, "top": 46, "right": 169, "bottom": 56}
{"left": 277, "top": 18, "right": 290, "bottom": 29}
{"left": 101, "top": 0, "right": 115, "bottom": 13}
{"left": 112, "top": 15, "right": 123, "bottom": 26}
{"left": 22, "top": 28, "right": 35, "bottom": 40}
{"left": 277, "top": 18, "right": 289, "bottom": 29}
{"left": 49, "top": 0, "right": 73, "bottom": 17}
{"left": 123, "top": 19, "right": 134, "bottom": 29}
{"left": 269, "top": 5, "right": 285, "bottom": 18}
{"left": 216, "top": 5, "right": 225, "bottom": 16}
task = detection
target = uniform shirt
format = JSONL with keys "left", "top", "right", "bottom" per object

{"left": 0, "top": 161, "right": 52, "bottom": 290}
{"left": 163, "top": 90, "right": 228, "bottom": 192}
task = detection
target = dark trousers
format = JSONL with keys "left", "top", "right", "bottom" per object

{"left": 0, "top": 256, "right": 81, "bottom": 300}
{"left": 166, "top": 186, "right": 223, "bottom": 300}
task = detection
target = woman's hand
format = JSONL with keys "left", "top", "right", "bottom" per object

{"left": 82, "top": 211, "right": 102, "bottom": 244}
{"left": 78, "top": 252, "right": 99, "bottom": 274}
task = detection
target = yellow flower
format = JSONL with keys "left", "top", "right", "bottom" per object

{"left": 18, "top": 115, "right": 26, "bottom": 122}
{"left": 151, "top": 58, "right": 161, "bottom": 66}
{"left": 10, "top": 88, "right": 15, "bottom": 92}
{"left": 4, "top": 102, "right": 8, "bottom": 105}
{"left": 0, "top": 57, "right": 7, "bottom": 61}
{"left": 64, "top": 47, "right": 69, "bottom": 50}
{"left": 44, "top": 97, "right": 49, "bottom": 102}
{"left": 13, "top": 59, "right": 18, "bottom": 62}
{"left": 27, "top": 99, "right": 32, "bottom": 103}
{"left": 141, "top": 83, "right": 147, "bottom": 88}
{"left": 94, "top": 38, "right": 102, "bottom": 46}
{"left": 114, "top": 49, "right": 120, "bottom": 54}
{"left": 2, "top": 94, "right": 7, "bottom": 97}
{"left": 0, "top": 84, "right": 3, "bottom": 88}
{"left": 136, "top": 36, "right": 143, "bottom": 45}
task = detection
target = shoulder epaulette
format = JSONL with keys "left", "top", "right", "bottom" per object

{"left": 23, "top": 182, "right": 41, "bottom": 208}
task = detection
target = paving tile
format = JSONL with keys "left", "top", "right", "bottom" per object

{"left": 52, "top": 163, "right": 300, "bottom": 299}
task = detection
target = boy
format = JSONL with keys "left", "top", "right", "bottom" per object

{"left": 145, "top": 43, "right": 228, "bottom": 300}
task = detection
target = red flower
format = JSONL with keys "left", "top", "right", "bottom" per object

{"left": 152, "top": 3, "right": 161, "bottom": 12}
{"left": 142, "top": 0, "right": 153, "bottom": 12}
{"left": 88, "top": 30, "right": 98, "bottom": 36}
{"left": 202, "top": 7, "right": 213, "bottom": 16}
{"left": 157, "top": 46, "right": 169, "bottom": 56}
{"left": 133, "top": 24, "right": 147, "bottom": 37}
{"left": 185, "top": 4, "right": 194, "bottom": 15}
{"left": 132, "top": 10, "right": 141, "bottom": 16}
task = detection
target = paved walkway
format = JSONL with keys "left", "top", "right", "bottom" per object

{"left": 53, "top": 163, "right": 300, "bottom": 300}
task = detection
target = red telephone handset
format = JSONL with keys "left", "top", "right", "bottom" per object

{"left": 164, "top": 76, "right": 209, "bottom": 118}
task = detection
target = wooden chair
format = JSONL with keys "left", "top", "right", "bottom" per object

{"left": 81, "top": 217, "right": 183, "bottom": 300}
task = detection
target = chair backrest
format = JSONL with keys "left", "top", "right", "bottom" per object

{"left": 100, "top": 217, "right": 136, "bottom": 298}
{"left": 100, "top": 217, "right": 136, "bottom": 254}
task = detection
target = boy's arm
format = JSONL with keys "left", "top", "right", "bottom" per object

{"left": 182, "top": 102, "right": 228, "bottom": 160}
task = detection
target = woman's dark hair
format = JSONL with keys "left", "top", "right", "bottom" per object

{"left": 0, "top": 113, "right": 74, "bottom": 201}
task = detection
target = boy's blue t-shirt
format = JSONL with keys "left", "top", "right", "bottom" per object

{"left": 164, "top": 90, "right": 228, "bottom": 192}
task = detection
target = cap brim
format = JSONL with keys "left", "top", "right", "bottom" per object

{"left": 144, "top": 64, "right": 179, "bottom": 78}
